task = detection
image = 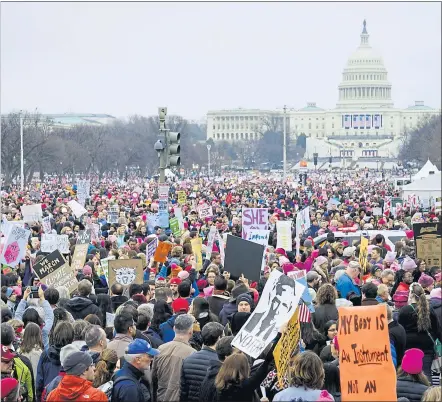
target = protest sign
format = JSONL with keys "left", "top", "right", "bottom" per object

{"left": 359, "top": 236, "right": 369, "bottom": 273}
{"left": 33, "top": 250, "right": 66, "bottom": 280}
{"left": 273, "top": 308, "right": 300, "bottom": 387}
{"left": 338, "top": 304, "right": 396, "bottom": 401}
{"left": 169, "top": 217, "right": 181, "bottom": 237}
{"left": 205, "top": 226, "right": 217, "bottom": 261}
{"left": 246, "top": 229, "right": 269, "bottom": 246}
{"left": 106, "top": 312, "right": 115, "bottom": 328}
{"left": 413, "top": 222, "right": 441, "bottom": 267}
{"left": 232, "top": 270, "right": 305, "bottom": 358}
{"left": 174, "top": 207, "right": 184, "bottom": 231}
{"left": 41, "top": 234, "right": 70, "bottom": 254}
{"left": 77, "top": 179, "right": 90, "bottom": 206}
{"left": 153, "top": 241, "right": 173, "bottom": 263}
{"left": 191, "top": 238, "right": 203, "bottom": 271}
{"left": 0, "top": 226, "right": 31, "bottom": 267}
{"left": 39, "top": 257, "right": 78, "bottom": 294}
{"left": 70, "top": 231, "right": 91, "bottom": 274}
{"left": 146, "top": 237, "right": 158, "bottom": 263}
{"left": 21, "top": 204, "right": 42, "bottom": 223}
{"left": 224, "top": 235, "right": 265, "bottom": 283}
{"left": 177, "top": 191, "right": 187, "bottom": 204}
{"left": 146, "top": 213, "right": 159, "bottom": 233}
{"left": 107, "top": 205, "right": 119, "bottom": 224}
{"left": 67, "top": 200, "right": 87, "bottom": 218}
{"left": 42, "top": 216, "right": 52, "bottom": 234}
{"left": 217, "top": 231, "right": 225, "bottom": 266}
{"left": 197, "top": 204, "right": 213, "bottom": 220}
{"left": 99, "top": 256, "right": 115, "bottom": 284}
{"left": 241, "top": 208, "right": 268, "bottom": 239}
{"left": 108, "top": 259, "right": 144, "bottom": 298}
{"left": 372, "top": 207, "right": 383, "bottom": 216}
{"left": 295, "top": 206, "right": 311, "bottom": 235}
{"left": 158, "top": 185, "right": 169, "bottom": 199}
{"left": 276, "top": 220, "right": 292, "bottom": 251}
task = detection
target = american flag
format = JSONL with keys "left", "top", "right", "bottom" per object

{"left": 299, "top": 302, "right": 311, "bottom": 323}
{"left": 408, "top": 194, "right": 417, "bottom": 209}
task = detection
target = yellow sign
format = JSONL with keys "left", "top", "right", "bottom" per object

{"left": 177, "top": 191, "right": 187, "bottom": 205}
{"left": 273, "top": 308, "right": 300, "bottom": 387}
{"left": 359, "top": 236, "right": 369, "bottom": 274}
{"left": 191, "top": 238, "right": 203, "bottom": 271}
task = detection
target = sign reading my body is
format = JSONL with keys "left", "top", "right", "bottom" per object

{"left": 338, "top": 304, "right": 396, "bottom": 401}
{"left": 241, "top": 208, "right": 268, "bottom": 239}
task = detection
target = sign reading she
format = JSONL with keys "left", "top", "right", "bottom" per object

{"left": 241, "top": 208, "right": 268, "bottom": 239}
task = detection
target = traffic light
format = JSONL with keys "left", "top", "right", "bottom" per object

{"left": 167, "top": 131, "right": 180, "bottom": 166}
{"left": 313, "top": 153, "right": 318, "bottom": 166}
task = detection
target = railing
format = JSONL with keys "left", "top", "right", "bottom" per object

{"left": 327, "top": 135, "right": 394, "bottom": 140}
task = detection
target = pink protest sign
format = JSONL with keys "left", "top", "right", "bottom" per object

{"left": 241, "top": 208, "right": 268, "bottom": 239}
{"left": 0, "top": 226, "right": 31, "bottom": 267}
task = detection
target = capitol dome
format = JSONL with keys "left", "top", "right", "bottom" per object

{"left": 336, "top": 20, "right": 393, "bottom": 109}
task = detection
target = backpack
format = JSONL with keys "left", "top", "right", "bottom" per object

{"left": 100, "top": 375, "right": 135, "bottom": 402}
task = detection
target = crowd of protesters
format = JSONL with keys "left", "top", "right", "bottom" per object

{"left": 0, "top": 168, "right": 441, "bottom": 402}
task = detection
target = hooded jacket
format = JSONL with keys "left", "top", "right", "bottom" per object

{"left": 36, "top": 346, "right": 62, "bottom": 402}
{"left": 46, "top": 374, "right": 107, "bottom": 402}
{"left": 430, "top": 297, "right": 442, "bottom": 328}
{"left": 65, "top": 296, "right": 101, "bottom": 321}
{"left": 218, "top": 302, "right": 238, "bottom": 326}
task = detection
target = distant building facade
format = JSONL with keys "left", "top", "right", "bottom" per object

{"left": 206, "top": 21, "right": 440, "bottom": 161}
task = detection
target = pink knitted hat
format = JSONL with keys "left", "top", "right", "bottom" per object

{"left": 401, "top": 348, "right": 424, "bottom": 374}
{"left": 402, "top": 257, "right": 417, "bottom": 272}
{"left": 418, "top": 274, "right": 434, "bottom": 288}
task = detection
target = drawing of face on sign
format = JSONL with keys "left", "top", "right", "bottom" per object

{"left": 113, "top": 266, "right": 136, "bottom": 286}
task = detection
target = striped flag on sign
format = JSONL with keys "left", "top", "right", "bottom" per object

{"left": 299, "top": 303, "right": 311, "bottom": 323}
{"left": 436, "top": 197, "right": 442, "bottom": 214}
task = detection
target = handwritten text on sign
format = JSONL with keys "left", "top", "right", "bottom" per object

{"left": 338, "top": 305, "right": 396, "bottom": 402}
{"left": 242, "top": 208, "right": 268, "bottom": 239}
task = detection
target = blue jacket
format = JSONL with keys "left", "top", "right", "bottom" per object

{"left": 159, "top": 315, "right": 177, "bottom": 343}
{"left": 219, "top": 302, "right": 237, "bottom": 326}
{"left": 36, "top": 346, "right": 62, "bottom": 402}
{"left": 336, "top": 273, "right": 361, "bottom": 300}
{"left": 111, "top": 361, "right": 145, "bottom": 402}
{"left": 15, "top": 299, "right": 54, "bottom": 350}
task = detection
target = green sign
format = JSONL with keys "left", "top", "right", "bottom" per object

{"left": 169, "top": 217, "right": 181, "bottom": 237}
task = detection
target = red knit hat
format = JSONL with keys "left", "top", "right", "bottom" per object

{"left": 172, "top": 298, "right": 189, "bottom": 313}
{"left": 1, "top": 378, "right": 19, "bottom": 399}
{"left": 169, "top": 278, "right": 182, "bottom": 285}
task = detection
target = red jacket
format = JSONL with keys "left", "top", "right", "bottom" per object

{"left": 46, "top": 375, "right": 107, "bottom": 402}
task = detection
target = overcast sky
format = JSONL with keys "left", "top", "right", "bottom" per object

{"left": 1, "top": 2, "right": 440, "bottom": 120}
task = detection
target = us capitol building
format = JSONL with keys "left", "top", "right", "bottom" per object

{"left": 206, "top": 21, "right": 440, "bottom": 163}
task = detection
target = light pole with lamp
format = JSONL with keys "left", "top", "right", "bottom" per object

{"left": 283, "top": 105, "right": 287, "bottom": 181}
{"left": 207, "top": 143, "right": 212, "bottom": 178}
{"left": 20, "top": 111, "right": 24, "bottom": 190}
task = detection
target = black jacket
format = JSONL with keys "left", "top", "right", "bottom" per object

{"left": 396, "top": 376, "right": 428, "bottom": 402}
{"left": 430, "top": 297, "right": 442, "bottom": 329}
{"left": 388, "top": 320, "right": 407, "bottom": 366}
{"left": 65, "top": 296, "right": 101, "bottom": 321}
{"left": 312, "top": 303, "right": 339, "bottom": 333}
{"left": 207, "top": 294, "right": 229, "bottom": 317}
{"left": 199, "top": 360, "right": 222, "bottom": 402}
{"left": 180, "top": 346, "right": 219, "bottom": 401}
{"left": 111, "top": 295, "right": 128, "bottom": 313}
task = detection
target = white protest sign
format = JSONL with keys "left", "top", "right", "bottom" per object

{"left": 372, "top": 207, "right": 383, "bottom": 216}
{"left": 174, "top": 207, "right": 184, "bottom": 231}
{"left": 0, "top": 226, "right": 31, "bottom": 267}
{"left": 205, "top": 226, "right": 217, "bottom": 261}
{"left": 241, "top": 208, "right": 268, "bottom": 239}
{"left": 41, "top": 234, "right": 57, "bottom": 252}
{"left": 295, "top": 206, "right": 311, "bottom": 235}
{"left": 42, "top": 216, "right": 52, "bottom": 234}
{"left": 232, "top": 270, "right": 305, "bottom": 358}
{"left": 67, "top": 200, "right": 88, "bottom": 218}
{"left": 56, "top": 235, "right": 70, "bottom": 254}
{"left": 21, "top": 204, "right": 42, "bottom": 223}
{"left": 246, "top": 229, "right": 269, "bottom": 246}
{"left": 216, "top": 231, "right": 225, "bottom": 266}
{"left": 276, "top": 220, "right": 292, "bottom": 251}
{"left": 198, "top": 204, "right": 213, "bottom": 220}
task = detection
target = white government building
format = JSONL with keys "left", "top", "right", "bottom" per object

{"left": 206, "top": 21, "right": 440, "bottom": 165}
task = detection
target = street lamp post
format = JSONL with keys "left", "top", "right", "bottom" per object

{"left": 283, "top": 105, "right": 287, "bottom": 181}
{"left": 20, "top": 112, "right": 24, "bottom": 191}
{"left": 207, "top": 144, "right": 212, "bottom": 179}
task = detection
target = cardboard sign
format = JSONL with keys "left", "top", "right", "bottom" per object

{"left": 205, "top": 227, "right": 217, "bottom": 261}
{"left": 191, "top": 237, "right": 203, "bottom": 271}
{"left": 21, "top": 204, "right": 42, "bottom": 223}
{"left": 232, "top": 270, "right": 305, "bottom": 358}
{"left": 71, "top": 243, "right": 89, "bottom": 274}
{"left": 177, "top": 191, "right": 187, "bottom": 205}
{"left": 359, "top": 236, "right": 369, "bottom": 274}
{"left": 42, "top": 216, "right": 52, "bottom": 234}
{"left": 338, "top": 304, "right": 396, "bottom": 401}
{"left": 276, "top": 220, "right": 292, "bottom": 251}
{"left": 153, "top": 241, "right": 172, "bottom": 263}
{"left": 169, "top": 217, "right": 181, "bottom": 237}
{"left": 198, "top": 204, "right": 213, "bottom": 220}
{"left": 224, "top": 235, "right": 265, "bottom": 283}
{"left": 273, "top": 308, "right": 300, "bottom": 387}
{"left": 39, "top": 257, "right": 78, "bottom": 294}
{"left": 33, "top": 250, "right": 66, "bottom": 280}
{"left": 67, "top": 200, "right": 87, "bottom": 218}
{"left": 241, "top": 208, "right": 268, "bottom": 239}
{"left": 0, "top": 226, "right": 31, "bottom": 267}
{"left": 413, "top": 222, "right": 442, "bottom": 267}
{"left": 108, "top": 259, "right": 144, "bottom": 297}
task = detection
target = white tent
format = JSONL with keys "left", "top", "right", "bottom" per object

{"left": 402, "top": 172, "right": 442, "bottom": 200}
{"left": 412, "top": 159, "right": 440, "bottom": 181}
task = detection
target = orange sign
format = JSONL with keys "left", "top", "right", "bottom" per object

{"left": 300, "top": 160, "right": 307, "bottom": 168}
{"left": 153, "top": 241, "right": 172, "bottom": 263}
{"left": 338, "top": 305, "right": 396, "bottom": 401}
